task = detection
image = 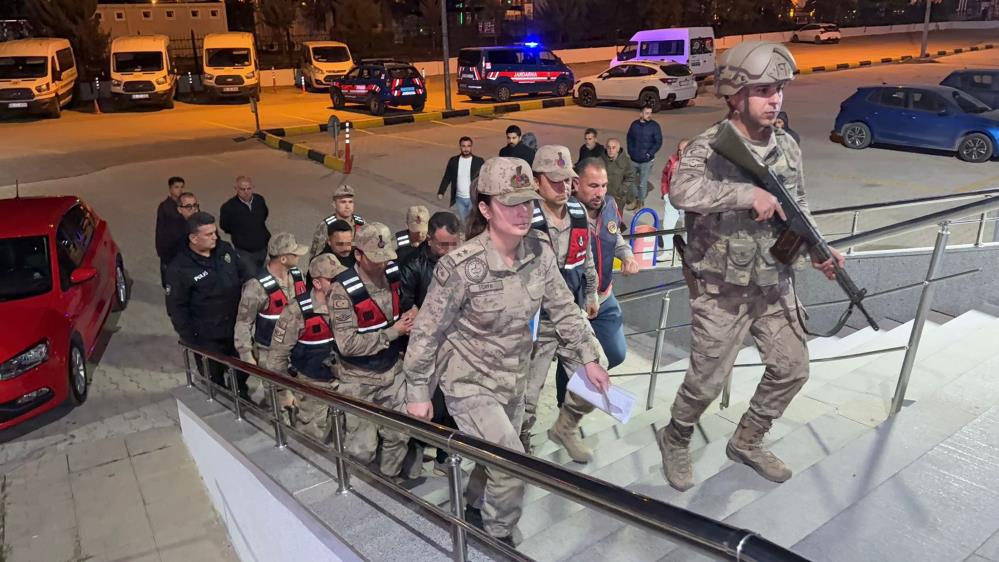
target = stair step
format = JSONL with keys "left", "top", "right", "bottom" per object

{"left": 793, "top": 407, "right": 999, "bottom": 562}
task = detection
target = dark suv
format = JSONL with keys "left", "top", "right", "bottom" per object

{"left": 329, "top": 60, "right": 427, "bottom": 115}
{"left": 941, "top": 70, "right": 999, "bottom": 109}
{"left": 457, "top": 45, "right": 574, "bottom": 102}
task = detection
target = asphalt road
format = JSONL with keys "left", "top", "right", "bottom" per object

{"left": 1, "top": 42, "right": 998, "bottom": 468}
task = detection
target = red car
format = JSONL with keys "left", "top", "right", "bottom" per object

{"left": 0, "top": 196, "right": 129, "bottom": 430}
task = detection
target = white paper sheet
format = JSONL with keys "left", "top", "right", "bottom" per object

{"left": 566, "top": 368, "right": 636, "bottom": 424}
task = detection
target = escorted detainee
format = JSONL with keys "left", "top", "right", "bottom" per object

{"left": 404, "top": 157, "right": 610, "bottom": 546}
{"left": 264, "top": 254, "right": 344, "bottom": 441}
{"left": 394, "top": 205, "right": 430, "bottom": 264}
{"left": 154, "top": 176, "right": 187, "bottom": 287}
{"left": 316, "top": 219, "right": 357, "bottom": 270}
{"left": 329, "top": 222, "right": 416, "bottom": 478}
{"left": 660, "top": 41, "right": 844, "bottom": 491}
{"left": 219, "top": 175, "right": 271, "bottom": 272}
{"left": 309, "top": 184, "right": 366, "bottom": 262}
{"left": 602, "top": 138, "right": 637, "bottom": 211}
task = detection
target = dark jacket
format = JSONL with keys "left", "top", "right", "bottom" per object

{"left": 399, "top": 242, "right": 439, "bottom": 311}
{"left": 577, "top": 142, "right": 606, "bottom": 164}
{"left": 155, "top": 197, "right": 187, "bottom": 263}
{"left": 777, "top": 111, "right": 801, "bottom": 145}
{"left": 626, "top": 119, "right": 663, "bottom": 163}
{"left": 165, "top": 240, "right": 250, "bottom": 344}
{"left": 219, "top": 194, "right": 271, "bottom": 253}
{"left": 499, "top": 142, "right": 536, "bottom": 165}
{"left": 437, "top": 154, "right": 484, "bottom": 206}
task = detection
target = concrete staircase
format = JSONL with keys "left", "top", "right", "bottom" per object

{"left": 409, "top": 308, "right": 999, "bottom": 561}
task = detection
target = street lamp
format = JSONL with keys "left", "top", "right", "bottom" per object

{"left": 440, "top": 0, "right": 453, "bottom": 111}
{"left": 917, "top": 0, "right": 943, "bottom": 59}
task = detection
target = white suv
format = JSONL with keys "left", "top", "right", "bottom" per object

{"left": 574, "top": 61, "right": 697, "bottom": 112}
{"left": 791, "top": 23, "right": 842, "bottom": 44}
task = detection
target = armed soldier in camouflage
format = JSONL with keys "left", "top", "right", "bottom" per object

{"left": 660, "top": 41, "right": 845, "bottom": 491}
{"left": 308, "top": 184, "right": 366, "bottom": 262}
{"left": 403, "top": 157, "right": 610, "bottom": 546}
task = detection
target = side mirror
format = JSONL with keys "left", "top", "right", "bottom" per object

{"left": 938, "top": 109, "right": 950, "bottom": 116}
{"left": 70, "top": 267, "right": 98, "bottom": 285}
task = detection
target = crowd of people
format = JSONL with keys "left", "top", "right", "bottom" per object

{"left": 155, "top": 41, "right": 829, "bottom": 547}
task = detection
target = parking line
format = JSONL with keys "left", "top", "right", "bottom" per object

{"left": 375, "top": 132, "right": 454, "bottom": 149}
{"left": 277, "top": 112, "right": 322, "bottom": 124}
{"left": 353, "top": 127, "right": 376, "bottom": 135}
{"left": 431, "top": 120, "right": 457, "bottom": 127}
{"left": 206, "top": 120, "right": 255, "bottom": 134}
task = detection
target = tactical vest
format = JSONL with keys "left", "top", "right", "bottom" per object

{"left": 289, "top": 292, "right": 336, "bottom": 381}
{"left": 395, "top": 229, "right": 411, "bottom": 248}
{"left": 591, "top": 197, "right": 622, "bottom": 294}
{"left": 531, "top": 198, "right": 590, "bottom": 308}
{"left": 324, "top": 213, "right": 366, "bottom": 231}
{"left": 253, "top": 268, "right": 307, "bottom": 347}
{"left": 684, "top": 125, "right": 799, "bottom": 288}
{"left": 333, "top": 264, "right": 405, "bottom": 373}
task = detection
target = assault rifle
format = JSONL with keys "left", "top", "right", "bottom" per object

{"left": 710, "top": 121, "right": 880, "bottom": 334}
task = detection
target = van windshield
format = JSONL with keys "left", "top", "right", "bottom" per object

{"left": 0, "top": 236, "right": 52, "bottom": 302}
{"left": 458, "top": 49, "right": 482, "bottom": 67}
{"left": 618, "top": 43, "right": 638, "bottom": 61}
{"left": 312, "top": 46, "right": 350, "bottom": 63}
{"left": 206, "top": 48, "right": 251, "bottom": 68}
{"left": 0, "top": 56, "right": 47, "bottom": 79}
{"left": 113, "top": 51, "right": 164, "bottom": 72}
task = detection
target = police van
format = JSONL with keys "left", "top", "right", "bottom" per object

{"left": 109, "top": 35, "right": 176, "bottom": 110}
{"left": 201, "top": 32, "right": 260, "bottom": 101}
{"left": 457, "top": 44, "right": 574, "bottom": 103}
{"left": 0, "top": 38, "right": 77, "bottom": 118}
{"left": 300, "top": 40, "right": 354, "bottom": 90}
{"left": 612, "top": 27, "right": 716, "bottom": 80}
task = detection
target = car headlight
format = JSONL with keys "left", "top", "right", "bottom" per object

{"left": 245, "top": 71, "right": 256, "bottom": 79}
{"left": 204, "top": 73, "right": 215, "bottom": 81}
{"left": 35, "top": 83, "right": 51, "bottom": 93}
{"left": 155, "top": 76, "right": 168, "bottom": 85}
{"left": 111, "top": 79, "right": 122, "bottom": 87}
{"left": 0, "top": 340, "right": 48, "bottom": 380}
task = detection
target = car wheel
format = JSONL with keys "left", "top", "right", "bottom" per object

{"left": 368, "top": 96, "right": 385, "bottom": 116}
{"left": 555, "top": 80, "right": 571, "bottom": 97}
{"left": 412, "top": 102, "right": 425, "bottom": 113}
{"left": 494, "top": 85, "right": 512, "bottom": 103}
{"left": 671, "top": 99, "right": 691, "bottom": 109}
{"left": 578, "top": 85, "right": 597, "bottom": 107}
{"left": 638, "top": 90, "right": 661, "bottom": 112}
{"left": 113, "top": 255, "right": 130, "bottom": 311}
{"left": 841, "top": 122, "right": 872, "bottom": 149}
{"left": 164, "top": 95, "right": 175, "bottom": 110}
{"left": 49, "top": 98, "right": 62, "bottom": 119}
{"left": 814, "top": 36, "right": 822, "bottom": 44}
{"left": 330, "top": 88, "right": 345, "bottom": 109}
{"left": 68, "top": 341, "right": 89, "bottom": 405}
{"left": 957, "top": 133, "right": 994, "bottom": 163}
{"left": 791, "top": 34, "right": 799, "bottom": 43}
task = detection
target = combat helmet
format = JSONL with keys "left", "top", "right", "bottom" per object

{"left": 715, "top": 41, "right": 797, "bottom": 97}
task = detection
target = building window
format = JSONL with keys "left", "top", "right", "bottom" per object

{"left": 95, "top": 12, "right": 103, "bottom": 21}
{"left": 191, "top": 9, "right": 200, "bottom": 18}
{"left": 210, "top": 9, "right": 220, "bottom": 18}
{"left": 165, "top": 10, "right": 176, "bottom": 19}
{"left": 142, "top": 10, "right": 152, "bottom": 19}
{"left": 114, "top": 11, "right": 125, "bottom": 20}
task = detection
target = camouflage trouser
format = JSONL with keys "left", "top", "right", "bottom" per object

{"left": 295, "top": 378, "right": 337, "bottom": 443}
{"left": 522, "top": 321, "right": 602, "bottom": 437}
{"left": 670, "top": 281, "right": 809, "bottom": 428}
{"left": 338, "top": 373, "right": 409, "bottom": 478}
{"left": 447, "top": 392, "right": 525, "bottom": 539}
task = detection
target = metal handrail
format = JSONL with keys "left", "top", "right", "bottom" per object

{"left": 830, "top": 196, "right": 999, "bottom": 250}
{"left": 181, "top": 345, "right": 806, "bottom": 562}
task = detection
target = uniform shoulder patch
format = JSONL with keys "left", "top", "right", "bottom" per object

{"left": 273, "top": 323, "right": 286, "bottom": 344}
{"left": 332, "top": 297, "right": 351, "bottom": 310}
{"left": 446, "top": 242, "right": 485, "bottom": 266}
{"left": 464, "top": 257, "right": 488, "bottom": 283}
{"left": 434, "top": 257, "right": 454, "bottom": 285}
{"left": 607, "top": 220, "right": 618, "bottom": 235}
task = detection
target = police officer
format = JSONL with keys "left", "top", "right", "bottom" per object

{"left": 329, "top": 222, "right": 415, "bottom": 479}
{"left": 404, "top": 157, "right": 609, "bottom": 546}
{"left": 394, "top": 205, "right": 430, "bottom": 264}
{"left": 233, "top": 233, "right": 309, "bottom": 371}
{"left": 264, "top": 254, "right": 343, "bottom": 441}
{"left": 309, "top": 184, "right": 366, "bottom": 262}
{"left": 521, "top": 145, "right": 601, "bottom": 463}
{"left": 660, "top": 41, "right": 844, "bottom": 491}
{"left": 165, "top": 211, "right": 251, "bottom": 397}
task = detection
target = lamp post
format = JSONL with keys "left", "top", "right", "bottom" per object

{"left": 440, "top": 0, "right": 453, "bottom": 111}
{"left": 918, "top": 0, "right": 938, "bottom": 59}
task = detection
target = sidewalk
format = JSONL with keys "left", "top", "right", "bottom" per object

{"left": 1, "top": 425, "right": 236, "bottom": 562}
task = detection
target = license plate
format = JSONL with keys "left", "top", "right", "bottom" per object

{"left": 222, "top": 87, "right": 238, "bottom": 92}
{"left": 402, "top": 88, "right": 416, "bottom": 95}
{"left": 131, "top": 93, "right": 150, "bottom": 99}
{"left": 7, "top": 102, "right": 27, "bottom": 108}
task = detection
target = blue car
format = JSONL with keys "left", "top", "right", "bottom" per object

{"left": 834, "top": 85, "right": 999, "bottom": 163}
{"left": 940, "top": 69, "right": 999, "bottom": 110}
{"left": 328, "top": 60, "right": 426, "bottom": 116}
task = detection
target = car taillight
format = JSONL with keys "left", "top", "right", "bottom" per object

{"left": 484, "top": 62, "right": 491, "bottom": 70}
{"left": 414, "top": 77, "right": 423, "bottom": 88}
{"left": 660, "top": 78, "right": 678, "bottom": 85}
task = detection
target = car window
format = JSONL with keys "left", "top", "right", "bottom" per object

{"left": 56, "top": 206, "right": 92, "bottom": 289}
{"left": 56, "top": 47, "right": 75, "bottom": 71}
{"left": 0, "top": 235, "right": 52, "bottom": 301}
{"left": 951, "top": 90, "right": 991, "bottom": 114}
{"left": 967, "top": 74, "right": 995, "bottom": 90}
{"left": 630, "top": 65, "right": 656, "bottom": 77}
{"left": 606, "top": 65, "right": 630, "bottom": 78}
{"left": 388, "top": 66, "right": 419, "bottom": 80}
{"left": 618, "top": 43, "right": 637, "bottom": 61}
{"left": 661, "top": 64, "right": 692, "bottom": 77}
{"left": 640, "top": 40, "right": 684, "bottom": 57}
{"left": 690, "top": 37, "right": 714, "bottom": 55}
{"left": 821, "top": 25, "right": 839, "bottom": 32}
{"left": 311, "top": 46, "right": 350, "bottom": 63}
{"left": 487, "top": 49, "right": 522, "bottom": 65}
{"left": 458, "top": 49, "right": 482, "bottom": 67}
{"left": 344, "top": 67, "right": 360, "bottom": 79}
{"left": 538, "top": 50, "right": 559, "bottom": 66}
{"left": 876, "top": 89, "right": 907, "bottom": 108}
{"left": 909, "top": 90, "right": 946, "bottom": 113}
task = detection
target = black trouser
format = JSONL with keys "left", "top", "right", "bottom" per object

{"left": 236, "top": 247, "right": 268, "bottom": 275}
{"left": 431, "top": 387, "right": 457, "bottom": 463}
{"left": 192, "top": 338, "right": 248, "bottom": 397}
{"left": 159, "top": 259, "right": 170, "bottom": 288}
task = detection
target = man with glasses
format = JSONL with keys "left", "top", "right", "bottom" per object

{"left": 155, "top": 176, "right": 187, "bottom": 287}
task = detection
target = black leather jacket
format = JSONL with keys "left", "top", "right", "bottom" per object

{"left": 399, "top": 242, "right": 439, "bottom": 311}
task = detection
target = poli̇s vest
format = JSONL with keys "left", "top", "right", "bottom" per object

{"left": 531, "top": 198, "right": 590, "bottom": 309}
{"left": 591, "top": 196, "right": 622, "bottom": 294}
{"left": 289, "top": 291, "right": 336, "bottom": 381}
{"left": 253, "top": 268, "right": 308, "bottom": 347}
{"left": 333, "top": 263, "right": 405, "bottom": 373}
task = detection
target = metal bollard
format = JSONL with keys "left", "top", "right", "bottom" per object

{"left": 183, "top": 349, "right": 193, "bottom": 388}
{"left": 847, "top": 211, "right": 861, "bottom": 255}
{"left": 93, "top": 77, "right": 101, "bottom": 114}
{"left": 206, "top": 363, "right": 216, "bottom": 403}
{"left": 446, "top": 454, "right": 468, "bottom": 562}
{"left": 228, "top": 368, "right": 242, "bottom": 421}
{"left": 646, "top": 292, "right": 672, "bottom": 410}
{"left": 269, "top": 384, "right": 287, "bottom": 449}
{"left": 344, "top": 121, "right": 352, "bottom": 173}
{"left": 331, "top": 408, "right": 351, "bottom": 494}
{"left": 975, "top": 212, "right": 988, "bottom": 247}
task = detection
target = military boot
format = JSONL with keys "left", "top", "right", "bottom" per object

{"left": 657, "top": 420, "right": 694, "bottom": 491}
{"left": 726, "top": 415, "right": 792, "bottom": 483}
{"left": 547, "top": 408, "right": 592, "bottom": 463}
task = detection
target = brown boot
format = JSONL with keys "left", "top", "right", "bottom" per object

{"left": 547, "top": 407, "right": 592, "bottom": 463}
{"left": 657, "top": 420, "right": 694, "bottom": 491}
{"left": 726, "top": 415, "right": 791, "bottom": 483}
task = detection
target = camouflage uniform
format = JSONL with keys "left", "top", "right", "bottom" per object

{"left": 329, "top": 222, "right": 409, "bottom": 478}
{"left": 404, "top": 157, "right": 603, "bottom": 541}
{"left": 308, "top": 184, "right": 365, "bottom": 263}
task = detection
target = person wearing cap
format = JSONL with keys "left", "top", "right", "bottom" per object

{"left": 403, "top": 157, "right": 609, "bottom": 546}
{"left": 520, "top": 144, "right": 601, "bottom": 463}
{"left": 329, "top": 222, "right": 416, "bottom": 479}
{"left": 264, "top": 254, "right": 344, "bottom": 441}
{"left": 309, "top": 184, "right": 366, "bottom": 262}
{"left": 233, "top": 233, "right": 310, "bottom": 382}
{"left": 395, "top": 205, "right": 430, "bottom": 264}
{"left": 660, "top": 41, "right": 844, "bottom": 491}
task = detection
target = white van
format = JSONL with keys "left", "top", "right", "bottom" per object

{"left": 202, "top": 32, "right": 259, "bottom": 101}
{"left": 612, "top": 27, "right": 717, "bottom": 79}
{"left": 0, "top": 38, "right": 77, "bottom": 118}
{"left": 110, "top": 35, "right": 176, "bottom": 110}
{"left": 300, "top": 41, "right": 353, "bottom": 90}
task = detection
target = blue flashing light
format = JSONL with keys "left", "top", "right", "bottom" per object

{"left": 524, "top": 41, "right": 539, "bottom": 48}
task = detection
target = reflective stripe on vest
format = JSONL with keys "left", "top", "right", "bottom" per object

{"left": 396, "top": 230, "right": 410, "bottom": 248}
{"left": 290, "top": 292, "right": 336, "bottom": 381}
{"left": 564, "top": 200, "right": 589, "bottom": 270}
{"left": 254, "top": 268, "right": 307, "bottom": 346}
{"left": 335, "top": 264, "right": 402, "bottom": 334}
{"left": 325, "top": 214, "right": 366, "bottom": 231}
